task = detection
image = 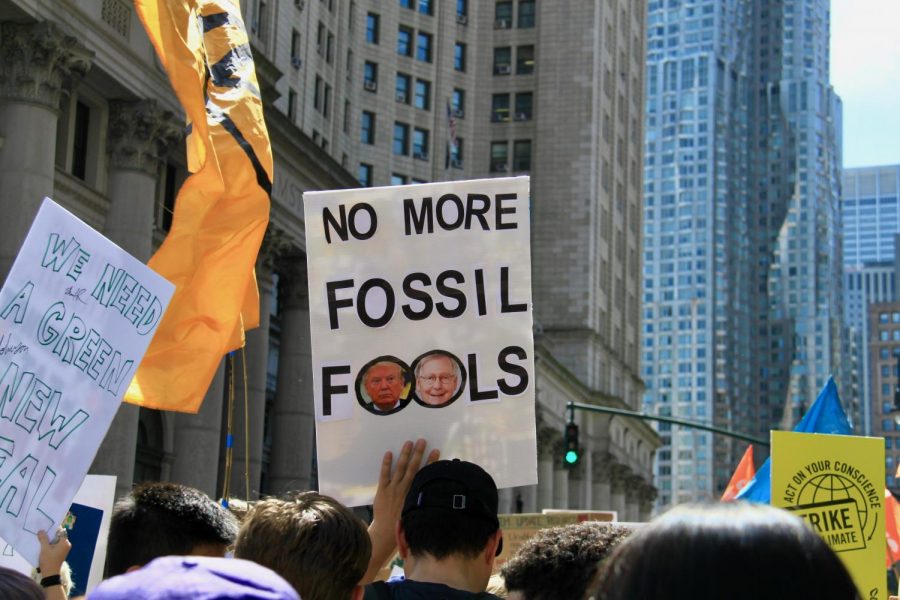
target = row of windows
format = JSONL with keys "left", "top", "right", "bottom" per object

{"left": 399, "top": 0, "right": 434, "bottom": 16}
{"left": 491, "top": 93, "right": 532, "bottom": 122}
{"left": 494, "top": 45, "right": 534, "bottom": 75}
{"left": 494, "top": 0, "right": 536, "bottom": 29}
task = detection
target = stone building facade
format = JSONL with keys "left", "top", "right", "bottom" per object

{"left": 0, "top": 0, "right": 657, "bottom": 519}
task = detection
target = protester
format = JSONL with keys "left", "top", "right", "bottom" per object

{"left": 0, "top": 566, "right": 44, "bottom": 600}
{"left": 363, "top": 458, "right": 504, "bottom": 599}
{"left": 236, "top": 439, "right": 438, "bottom": 600}
{"left": 35, "top": 528, "right": 73, "bottom": 600}
{"left": 501, "top": 521, "right": 631, "bottom": 600}
{"left": 105, "top": 482, "right": 238, "bottom": 577}
{"left": 89, "top": 555, "right": 299, "bottom": 600}
{"left": 592, "top": 502, "right": 859, "bottom": 600}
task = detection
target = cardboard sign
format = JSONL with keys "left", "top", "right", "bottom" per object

{"left": 0, "top": 199, "right": 173, "bottom": 564}
{"left": 494, "top": 512, "right": 621, "bottom": 574}
{"left": 771, "top": 431, "right": 885, "bottom": 599}
{"left": 0, "top": 475, "right": 116, "bottom": 595}
{"left": 304, "top": 177, "right": 537, "bottom": 506}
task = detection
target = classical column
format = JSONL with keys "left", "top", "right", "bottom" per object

{"left": 227, "top": 260, "right": 273, "bottom": 499}
{"left": 552, "top": 437, "right": 569, "bottom": 508}
{"left": 513, "top": 485, "right": 535, "bottom": 513}
{"left": 498, "top": 488, "right": 514, "bottom": 515}
{"left": 567, "top": 460, "right": 585, "bottom": 510}
{"left": 104, "top": 99, "right": 180, "bottom": 260}
{"left": 169, "top": 359, "right": 226, "bottom": 498}
{"left": 269, "top": 254, "right": 317, "bottom": 494}
{"left": 610, "top": 464, "right": 630, "bottom": 520}
{"left": 536, "top": 425, "right": 556, "bottom": 511}
{"left": 0, "top": 21, "right": 91, "bottom": 277}
{"left": 90, "top": 100, "right": 180, "bottom": 499}
{"left": 639, "top": 483, "right": 658, "bottom": 522}
{"left": 591, "top": 452, "right": 613, "bottom": 510}
{"left": 625, "top": 475, "right": 643, "bottom": 522}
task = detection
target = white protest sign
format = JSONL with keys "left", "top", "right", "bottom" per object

{"left": 0, "top": 474, "right": 116, "bottom": 595}
{"left": 304, "top": 177, "right": 537, "bottom": 506}
{"left": 0, "top": 198, "right": 173, "bottom": 564}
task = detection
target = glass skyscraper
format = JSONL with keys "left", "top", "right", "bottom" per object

{"left": 642, "top": 0, "right": 844, "bottom": 507}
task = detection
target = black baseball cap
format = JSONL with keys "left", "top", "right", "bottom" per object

{"left": 402, "top": 459, "right": 503, "bottom": 555}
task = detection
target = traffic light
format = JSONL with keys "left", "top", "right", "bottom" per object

{"left": 563, "top": 422, "right": 580, "bottom": 467}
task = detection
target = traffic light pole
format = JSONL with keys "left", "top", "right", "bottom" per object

{"left": 565, "top": 401, "right": 770, "bottom": 447}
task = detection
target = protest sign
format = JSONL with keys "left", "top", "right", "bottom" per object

{"left": 494, "top": 512, "right": 624, "bottom": 574}
{"left": 0, "top": 474, "right": 116, "bottom": 595}
{"left": 771, "top": 431, "right": 885, "bottom": 599}
{"left": 304, "top": 177, "right": 536, "bottom": 506}
{"left": 0, "top": 198, "right": 173, "bottom": 564}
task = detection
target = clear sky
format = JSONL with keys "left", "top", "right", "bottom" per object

{"left": 830, "top": 0, "right": 900, "bottom": 168}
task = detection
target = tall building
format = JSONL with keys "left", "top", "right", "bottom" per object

{"left": 0, "top": 0, "right": 658, "bottom": 517}
{"left": 867, "top": 300, "right": 900, "bottom": 492}
{"left": 642, "top": 0, "right": 844, "bottom": 507}
{"left": 840, "top": 166, "right": 900, "bottom": 435}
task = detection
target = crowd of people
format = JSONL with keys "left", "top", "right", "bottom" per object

{"left": 0, "top": 439, "right": 873, "bottom": 599}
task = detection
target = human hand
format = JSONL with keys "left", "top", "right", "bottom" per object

{"left": 37, "top": 528, "right": 71, "bottom": 576}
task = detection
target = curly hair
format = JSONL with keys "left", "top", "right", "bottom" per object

{"left": 500, "top": 522, "right": 631, "bottom": 600}
{"left": 105, "top": 482, "right": 238, "bottom": 577}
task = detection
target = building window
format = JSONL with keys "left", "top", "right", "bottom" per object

{"left": 490, "top": 141, "right": 508, "bottom": 172}
{"left": 494, "top": 47, "right": 512, "bottom": 75}
{"left": 414, "top": 79, "right": 431, "bottom": 110}
{"left": 418, "top": 0, "right": 433, "bottom": 15}
{"left": 326, "top": 32, "right": 334, "bottom": 63}
{"left": 451, "top": 88, "right": 465, "bottom": 118}
{"left": 391, "top": 173, "right": 408, "bottom": 185}
{"left": 287, "top": 89, "right": 297, "bottom": 120}
{"left": 393, "top": 122, "right": 410, "bottom": 155}
{"left": 398, "top": 25, "right": 413, "bottom": 56}
{"left": 513, "top": 139, "right": 532, "bottom": 171}
{"left": 343, "top": 99, "right": 351, "bottom": 133}
{"left": 361, "top": 110, "right": 375, "bottom": 144}
{"left": 363, "top": 61, "right": 378, "bottom": 91}
{"left": 314, "top": 75, "right": 323, "bottom": 110}
{"left": 491, "top": 93, "right": 510, "bottom": 122}
{"left": 71, "top": 100, "right": 92, "bottom": 180}
{"left": 399, "top": 0, "right": 412, "bottom": 8}
{"left": 323, "top": 83, "right": 331, "bottom": 118}
{"left": 495, "top": 1, "right": 512, "bottom": 28}
{"left": 290, "top": 30, "right": 302, "bottom": 68}
{"left": 454, "top": 42, "right": 467, "bottom": 71}
{"left": 516, "top": 45, "right": 535, "bottom": 74}
{"left": 518, "top": 0, "right": 535, "bottom": 27}
{"left": 366, "top": 12, "right": 379, "bottom": 43}
{"left": 359, "top": 163, "right": 373, "bottom": 187}
{"left": 514, "top": 92, "right": 532, "bottom": 120}
{"left": 416, "top": 31, "right": 433, "bottom": 62}
{"left": 413, "top": 128, "right": 429, "bottom": 159}
{"left": 457, "top": 0, "right": 468, "bottom": 19}
{"left": 449, "top": 138, "right": 463, "bottom": 168}
{"left": 396, "top": 73, "right": 411, "bottom": 103}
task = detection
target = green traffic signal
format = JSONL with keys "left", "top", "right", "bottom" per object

{"left": 565, "top": 449, "right": 579, "bottom": 464}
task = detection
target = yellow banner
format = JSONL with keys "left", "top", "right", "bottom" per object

{"left": 771, "top": 431, "right": 885, "bottom": 599}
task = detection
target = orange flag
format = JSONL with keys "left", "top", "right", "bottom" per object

{"left": 126, "top": 0, "right": 272, "bottom": 412}
{"left": 721, "top": 444, "right": 756, "bottom": 501}
{"left": 886, "top": 489, "right": 900, "bottom": 567}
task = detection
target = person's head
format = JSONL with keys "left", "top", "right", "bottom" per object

{"left": 399, "top": 459, "right": 502, "bottom": 588}
{"left": 501, "top": 522, "right": 631, "bottom": 600}
{"left": 0, "top": 567, "right": 43, "bottom": 600}
{"left": 234, "top": 492, "right": 371, "bottom": 600}
{"left": 105, "top": 482, "right": 238, "bottom": 578}
{"left": 415, "top": 353, "right": 461, "bottom": 406}
{"left": 593, "top": 502, "right": 860, "bottom": 600}
{"left": 90, "top": 555, "right": 299, "bottom": 600}
{"left": 363, "top": 361, "right": 405, "bottom": 411}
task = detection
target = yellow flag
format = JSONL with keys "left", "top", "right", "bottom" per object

{"left": 126, "top": 0, "right": 272, "bottom": 412}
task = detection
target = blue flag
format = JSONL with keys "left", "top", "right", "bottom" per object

{"left": 735, "top": 376, "right": 852, "bottom": 502}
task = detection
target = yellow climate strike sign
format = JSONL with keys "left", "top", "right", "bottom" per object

{"left": 771, "top": 431, "right": 885, "bottom": 600}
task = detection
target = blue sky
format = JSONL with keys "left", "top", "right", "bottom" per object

{"left": 831, "top": 0, "right": 900, "bottom": 168}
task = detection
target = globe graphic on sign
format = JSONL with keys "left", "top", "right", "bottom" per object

{"left": 796, "top": 473, "right": 871, "bottom": 538}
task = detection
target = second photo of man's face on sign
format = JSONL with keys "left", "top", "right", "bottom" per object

{"left": 356, "top": 356, "right": 412, "bottom": 415}
{"left": 412, "top": 350, "right": 466, "bottom": 408}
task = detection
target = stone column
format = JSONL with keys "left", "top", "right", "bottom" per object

{"left": 551, "top": 437, "right": 569, "bottom": 508}
{"left": 0, "top": 21, "right": 91, "bottom": 277}
{"left": 227, "top": 261, "right": 273, "bottom": 499}
{"left": 591, "top": 453, "right": 613, "bottom": 510}
{"left": 269, "top": 254, "right": 317, "bottom": 494}
{"left": 610, "top": 465, "right": 630, "bottom": 521}
{"left": 536, "top": 426, "right": 556, "bottom": 511}
{"left": 639, "top": 483, "right": 658, "bottom": 522}
{"left": 568, "top": 461, "right": 585, "bottom": 510}
{"left": 169, "top": 360, "right": 226, "bottom": 498}
{"left": 90, "top": 100, "right": 180, "bottom": 499}
{"left": 498, "top": 488, "right": 514, "bottom": 514}
{"left": 625, "top": 475, "right": 643, "bottom": 522}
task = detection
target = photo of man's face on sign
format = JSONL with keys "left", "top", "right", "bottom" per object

{"left": 412, "top": 350, "right": 466, "bottom": 408}
{"left": 356, "top": 356, "right": 413, "bottom": 415}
